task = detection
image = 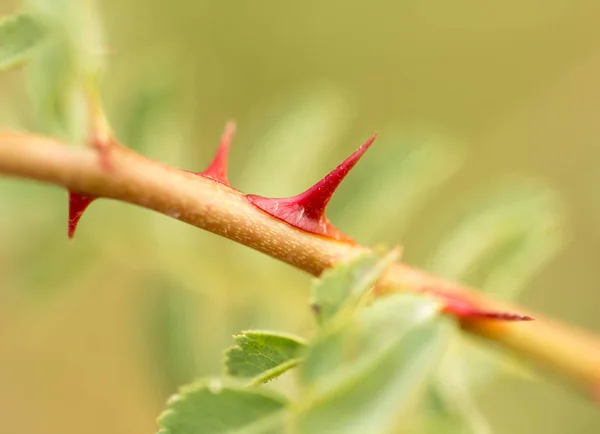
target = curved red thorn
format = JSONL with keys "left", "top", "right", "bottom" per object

{"left": 197, "top": 121, "right": 236, "bottom": 185}
{"left": 425, "top": 288, "right": 534, "bottom": 322}
{"left": 68, "top": 191, "right": 97, "bottom": 239}
{"left": 247, "top": 133, "right": 377, "bottom": 242}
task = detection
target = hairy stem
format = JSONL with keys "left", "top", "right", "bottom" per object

{"left": 0, "top": 130, "right": 599, "bottom": 400}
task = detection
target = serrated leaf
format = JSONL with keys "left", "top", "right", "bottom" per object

{"left": 311, "top": 249, "right": 400, "bottom": 325}
{"left": 224, "top": 331, "right": 305, "bottom": 385}
{"left": 0, "top": 13, "right": 46, "bottom": 70}
{"left": 158, "top": 379, "right": 289, "bottom": 434}
{"left": 296, "top": 294, "right": 452, "bottom": 433}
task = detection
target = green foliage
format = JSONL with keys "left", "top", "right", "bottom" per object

{"left": 0, "top": 13, "right": 46, "bottom": 71}
{"left": 158, "top": 380, "right": 289, "bottom": 434}
{"left": 310, "top": 249, "right": 399, "bottom": 324}
{"left": 147, "top": 279, "right": 202, "bottom": 394}
{"left": 224, "top": 331, "right": 305, "bottom": 385}
{"left": 26, "top": 0, "right": 105, "bottom": 140}
{"left": 296, "top": 295, "right": 451, "bottom": 434}
{"left": 428, "top": 180, "right": 564, "bottom": 300}
{"left": 2, "top": 4, "right": 569, "bottom": 433}
{"left": 158, "top": 252, "right": 455, "bottom": 434}
{"left": 419, "top": 180, "right": 564, "bottom": 434}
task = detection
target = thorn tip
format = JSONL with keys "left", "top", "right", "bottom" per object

{"left": 425, "top": 288, "right": 534, "bottom": 322}
{"left": 247, "top": 133, "right": 377, "bottom": 241}
{"left": 195, "top": 121, "right": 236, "bottom": 185}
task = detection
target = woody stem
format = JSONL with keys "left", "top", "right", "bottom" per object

{"left": 0, "top": 130, "right": 599, "bottom": 401}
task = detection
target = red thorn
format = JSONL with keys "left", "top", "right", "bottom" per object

{"left": 425, "top": 288, "right": 534, "bottom": 322}
{"left": 68, "top": 191, "right": 97, "bottom": 239}
{"left": 195, "top": 121, "right": 236, "bottom": 185}
{"left": 247, "top": 133, "right": 377, "bottom": 242}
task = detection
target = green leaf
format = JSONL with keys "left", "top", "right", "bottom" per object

{"left": 311, "top": 249, "right": 400, "bottom": 325}
{"left": 27, "top": 0, "right": 104, "bottom": 74}
{"left": 424, "top": 181, "right": 559, "bottom": 426}
{"left": 116, "top": 72, "right": 178, "bottom": 151}
{"left": 224, "top": 331, "right": 306, "bottom": 385}
{"left": 0, "top": 13, "right": 46, "bottom": 70}
{"left": 428, "top": 180, "right": 564, "bottom": 300}
{"left": 430, "top": 338, "right": 494, "bottom": 434}
{"left": 26, "top": 0, "right": 105, "bottom": 141}
{"left": 158, "top": 379, "right": 289, "bottom": 434}
{"left": 417, "top": 390, "right": 491, "bottom": 434}
{"left": 145, "top": 278, "right": 201, "bottom": 394}
{"left": 296, "top": 294, "right": 452, "bottom": 433}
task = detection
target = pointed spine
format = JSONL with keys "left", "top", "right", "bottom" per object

{"left": 191, "top": 121, "right": 236, "bottom": 186}
{"left": 247, "top": 133, "right": 377, "bottom": 242}
{"left": 68, "top": 192, "right": 97, "bottom": 239}
{"left": 202, "top": 121, "right": 235, "bottom": 184}
{"left": 426, "top": 288, "right": 533, "bottom": 322}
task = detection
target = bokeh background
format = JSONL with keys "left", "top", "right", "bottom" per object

{"left": 1, "top": 1, "right": 600, "bottom": 433}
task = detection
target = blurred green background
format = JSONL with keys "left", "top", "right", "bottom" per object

{"left": 1, "top": 0, "right": 600, "bottom": 433}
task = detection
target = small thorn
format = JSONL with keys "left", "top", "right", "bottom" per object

{"left": 68, "top": 191, "right": 97, "bottom": 239}
{"left": 193, "top": 121, "right": 236, "bottom": 185}
{"left": 425, "top": 288, "right": 534, "bottom": 322}
{"left": 247, "top": 133, "right": 377, "bottom": 242}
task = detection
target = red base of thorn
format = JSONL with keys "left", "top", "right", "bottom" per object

{"left": 68, "top": 192, "right": 97, "bottom": 239}
{"left": 247, "top": 194, "right": 353, "bottom": 241}
{"left": 247, "top": 134, "right": 377, "bottom": 242}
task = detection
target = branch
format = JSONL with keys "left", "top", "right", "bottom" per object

{"left": 1, "top": 130, "right": 599, "bottom": 400}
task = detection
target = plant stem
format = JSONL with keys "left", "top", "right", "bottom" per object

{"left": 1, "top": 130, "right": 599, "bottom": 400}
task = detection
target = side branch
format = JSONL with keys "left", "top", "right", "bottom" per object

{"left": 0, "top": 131, "right": 599, "bottom": 400}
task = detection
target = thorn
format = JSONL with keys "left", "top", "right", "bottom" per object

{"left": 425, "top": 288, "right": 534, "bottom": 322}
{"left": 198, "top": 121, "right": 236, "bottom": 185}
{"left": 247, "top": 133, "right": 378, "bottom": 242}
{"left": 68, "top": 191, "right": 97, "bottom": 239}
